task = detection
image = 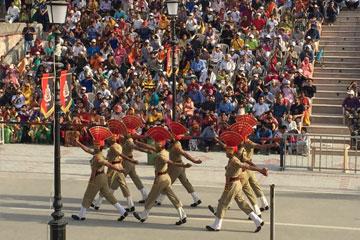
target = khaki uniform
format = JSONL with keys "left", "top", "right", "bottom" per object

{"left": 122, "top": 138, "right": 144, "bottom": 190}
{"left": 215, "top": 156, "right": 253, "bottom": 219}
{"left": 166, "top": 141, "right": 195, "bottom": 193}
{"left": 238, "top": 140, "right": 264, "bottom": 198}
{"left": 107, "top": 143, "right": 131, "bottom": 198}
{"left": 82, "top": 152, "right": 118, "bottom": 208}
{"left": 145, "top": 149, "right": 182, "bottom": 210}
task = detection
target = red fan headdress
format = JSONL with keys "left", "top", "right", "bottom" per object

{"left": 230, "top": 122, "right": 254, "bottom": 141}
{"left": 235, "top": 114, "right": 258, "bottom": 127}
{"left": 220, "top": 131, "right": 244, "bottom": 153}
{"left": 108, "top": 119, "right": 128, "bottom": 140}
{"left": 147, "top": 127, "right": 172, "bottom": 147}
{"left": 89, "top": 126, "right": 113, "bottom": 148}
{"left": 168, "top": 122, "right": 187, "bottom": 140}
{"left": 122, "top": 115, "right": 143, "bottom": 134}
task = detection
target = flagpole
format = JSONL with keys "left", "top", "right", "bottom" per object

{"left": 171, "top": 18, "right": 177, "bottom": 122}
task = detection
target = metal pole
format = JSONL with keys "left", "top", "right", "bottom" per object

{"left": 279, "top": 139, "right": 284, "bottom": 171}
{"left": 171, "top": 18, "right": 176, "bottom": 122}
{"left": 270, "top": 184, "right": 275, "bottom": 240}
{"left": 48, "top": 29, "right": 67, "bottom": 240}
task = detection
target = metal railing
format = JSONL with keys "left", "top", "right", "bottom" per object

{"left": 0, "top": 117, "right": 4, "bottom": 144}
{"left": 282, "top": 133, "right": 359, "bottom": 173}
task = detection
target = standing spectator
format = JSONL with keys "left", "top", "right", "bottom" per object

{"left": 22, "top": 22, "right": 36, "bottom": 52}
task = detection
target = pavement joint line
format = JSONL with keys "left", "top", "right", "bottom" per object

{"left": 1, "top": 206, "right": 360, "bottom": 232}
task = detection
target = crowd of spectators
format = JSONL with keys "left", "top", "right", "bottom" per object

{"left": 1, "top": 0, "right": 348, "bottom": 152}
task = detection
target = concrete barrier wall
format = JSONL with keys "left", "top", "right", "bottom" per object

{"left": 0, "top": 23, "right": 43, "bottom": 63}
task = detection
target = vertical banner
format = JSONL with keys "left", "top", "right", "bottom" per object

{"left": 40, "top": 73, "right": 55, "bottom": 119}
{"left": 60, "top": 70, "right": 72, "bottom": 113}
{"left": 174, "top": 46, "right": 179, "bottom": 74}
{"left": 166, "top": 46, "right": 172, "bottom": 77}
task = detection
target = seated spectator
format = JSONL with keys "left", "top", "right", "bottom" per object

{"left": 296, "top": 127, "right": 310, "bottom": 156}
{"left": 343, "top": 90, "right": 360, "bottom": 129}
{"left": 290, "top": 97, "right": 305, "bottom": 127}
{"left": 299, "top": 57, "right": 314, "bottom": 78}
{"left": 255, "top": 123, "right": 273, "bottom": 155}
{"left": 252, "top": 96, "right": 270, "bottom": 118}
{"left": 345, "top": 0, "right": 359, "bottom": 10}
{"left": 217, "top": 95, "right": 234, "bottom": 115}
{"left": 199, "top": 121, "right": 218, "bottom": 152}
{"left": 5, "top": 2, "right": 19, "bottom": 23}
{"left": 326, "top": 1, "right": 339, "bottom": 26}
{"left": 272, "top": 97, "right": 288, "bottom": 123}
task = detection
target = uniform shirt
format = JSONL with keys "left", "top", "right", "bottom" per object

{"left": 225, "top": 156, "right": 244, "bottom": 177}
{"left": 169, "top": 141, "right": 184, "bottom": 163}
{"left": 154, "top": 149, "right": 169, "bottom": 172}
{"left": 107, "top": 143, "right": 123, "bottom": 169}
{"left": 236, "top": 140, "right": 257, "bottom": 161}
{"left": 122, "top": 138, "right": 135, "bottom": 156}
{"left": 90, "top": 152, "right": 106, "bottom": 171}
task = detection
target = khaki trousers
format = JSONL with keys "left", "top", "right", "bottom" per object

{"left": 247, "top": 170, "right": 264, "bottom": 197}
{"left": 215, "top": 180, "right": 253, "bottom": 219}
{"left": 241, "top": 171, "right": 259, "bottom": 206}
{"left": 82, "top": 174, "right": 117, "bottom": 208}
{"left": 123, "top": 160, "right": 144, "bottom": 190}
{"left": 145, "top": 174, "right": 182, "bottom": 210}
{"left": 110, "top": 171, "right": 131, "bottom": 198}
{"left": 167, "top": 165, "right": 195, "bottom": 193}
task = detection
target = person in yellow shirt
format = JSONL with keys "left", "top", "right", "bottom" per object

{"left": 231, "top": 33, "right": 244, "bottom": 53}
{"left": 148, "top": 107, "right": 163, "bottom": 124}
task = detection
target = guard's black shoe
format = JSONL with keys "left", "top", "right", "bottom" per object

{"left": 138, "top": 199, "right": 146, "bottom": 204}
{"left": 71, "top": 215, "right": 85, "bottom": 221}
{"left": 255, "top": 221, "right": 264, "bottom": 233}
{"left": 155, "top": 201, "right": 161, "bottom": 206}
{"left": 190, "top": 200, "right": 202, "bottom": 207}
{"left": 175, "top": 217, "right": 187, "bottom": 225}
{"left": 90, "top": 203, "right": 100, "bottom": 210}
{"left": 133, "top": 212, "right": 145, "bottom": 222}
{"left": 117, "top": 212, "right": 128, "bottom": 221}
{"left": 260, "top": 206, "right": 269, "bottom": 212}
{"left": 125, "top": 206, "right": 135, "bottom": 212}
{"left": 208, "top": 205, "right": 215, "bottom": 215}
{"left": 206, "top": 225, "right": 219, "bottom": 231}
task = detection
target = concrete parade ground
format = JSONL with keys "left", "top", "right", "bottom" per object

{"left": 0, "top": 144, "right": 360, "bottom": 240}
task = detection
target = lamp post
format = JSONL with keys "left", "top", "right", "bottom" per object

{"left": 166, "top": 0, "right": 179, "bottom": 122}
{"left": 46, "top": 1, "right": 68, "bottom": 240}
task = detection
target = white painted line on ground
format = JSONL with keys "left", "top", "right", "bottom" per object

{"left": 1, "top": 206, "right": 360, "bottom": 232}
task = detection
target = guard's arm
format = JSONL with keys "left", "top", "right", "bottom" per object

{"left": 135, "top": 139, "right": 156, "bottom": 151}
{"left": 104, "top": 161, "right": 125, "bottom": 173}
{"left": 182, "top": 151, "right": 202, "bottom": 164}
{"left": 167, "top": 159, "right": 192, "bottom": 168}
{"left": 120, "top": 153, "right": 139, "bottom": 164}
{"left": 76, "top": 139, "right": 95, "bottom": 155}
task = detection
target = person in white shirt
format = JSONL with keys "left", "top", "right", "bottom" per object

{"left": 252, "top": 96, "right": 270, "bottom": 118}
{"left": 266, "top": 15, "right": 278, "bottom": 32}
{"left": 11, "top": 90, "right": 26, "bottom": 109}
{"left": 67, "top": 10, "right": 79, "bottom": 30}
{"left": 212, "top": 0, "right": 225, "bottom": 13}
{"left": 133, "top": 13, "right": 144, "bottom": 30}
{"left": 186, "top": 14, "right": 198, "bottom": 34}
{"left": 229, "top": 48, "right": 240, "bottom": 63}
{"left": 5, "top": 2, "right": 20, "bottom": 23}
{"left": 72, "top": 40, "right": 87, "bottom": 58}
{"left": 218, "top": 54, "right": 236, "bottom": 77}
{"left": 210, "top": 44, "right": 224, "bottom": 66}
{"left": 199, "top": 66, "right": 216, "bottom": 84}
{"left": 72, "top": 0, "right": 87, "bottom": 9}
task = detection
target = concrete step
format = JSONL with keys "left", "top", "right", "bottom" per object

{"left": 321, "top": 56, "right": 360, "bottom": 63}
{"left": 321, "top": 31, "right": 360, "bottom": 37}
{"left": 321, "top": 26, "right": 360, "bottom": 31}
{"left": 320, "top": 45, "right": 360, "bottom": 51}
{"left": 315, "top": 83, "right": 348, "bottom": 91}
{"left": 320, "top": 36, "right": 360, "bottom": 41}
{"left": 313, "top": 77, "right": 360, "bottom": 84}
{"left": 320, "top": 41, "right": 360, "bottom": 46}
{"left": 319, "top": 50, "right": 360, "bottom": 56}
{"left": 315, "top": 90, "right": 348, "bottom": 98}
{"left": 315, "top": 67, "right": 360, "bottom": 73}
{"left": 310, "top": 137, "right": 351, "bottom": 145}
{"left": 313, "top": 72, "right": 360, "bottom": 78}
{"left": 310, "top": 114, "right": 344, "bottom": 125}
{"left": 318, "top": 62, "right": 360, "bottom": 68}
{"left": 312, "top": 104, "right": 343, "bottom": 115}
{"left": 311, "top": 97, "right": 343, "bottom": 105}
{"left": 307, "top": 124, "right": 349, "bottom": 135}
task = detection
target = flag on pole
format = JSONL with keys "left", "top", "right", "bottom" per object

{"left": 60, "top": 70, "right": 72, "bottom": 113}
{"left": 40, "top": 73, "right": 55, "bottom": 119}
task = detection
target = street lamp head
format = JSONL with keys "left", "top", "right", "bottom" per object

{"left": 166, "top": 0, "right": 179, "bottom": 16}
{"left": 47, "top": 0, "right": 68, "bottom": 24}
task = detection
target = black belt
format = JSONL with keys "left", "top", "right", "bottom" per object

{"left": 156, "top": 171, "right": 168, "bottom": 176}
{"left": 112, "top": 160, "right": 122, "bottom": 164}
{"left": 95, "top": 170, "right": 105, "bottom": 176}
{"left": 226, "top": 176, "right": 240, "bottom": 182}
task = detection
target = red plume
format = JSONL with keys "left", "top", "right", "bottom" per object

{"left": 108, "top": 119, "right": 128, "bottom": 135}
{"left": 235, "top": 114, "right": 258, "bottom": 127}
{"left": 147, "top": 127, "right": 172, "bottom": 142}
{"left": 168, "top": 122, "right": 187, "bottom": 136}
{"left": 89, "top": 126, "right": 113, "bottom": 141}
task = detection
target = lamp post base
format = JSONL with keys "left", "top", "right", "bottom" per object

{"left": 49, "top": 219, "right": 67, "bottom": 240}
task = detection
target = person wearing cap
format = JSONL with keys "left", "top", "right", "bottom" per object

{"left": 218, "top": 54, "right": 236, "bottom": 77}
{"left": 343, "top": 90, "right": 360, "bottom": 127}
{"left": 186, "top": 13, "right": 198, "bottom": 35}
{"left": 231, "top": 32, "right": 244, "bottom": 53}
{"left": 92, "top": 120, "right": 140, "bottom": 212}
{"left": 265, "top": 14, "right": 278, "bottom": 32}
{"left": 299, "top": 44, "right": 314, "bottom": 62}
{"left": 253, "top": 12, "right": 266, "bottom": 31}
{"left": 155, "top": 123, "right": 203, "bottom": 207}
{"left": 87, "top": 39, "right": 100, "bottom": 58}
{"left": 206, "top": 132, "right": 267, "bottom": 232}
{"left": 133, "top": 127, "right": 191, "bottom": 225}
{"left": 199, "top": 65, "right": 216, "bottom": 84}
{"left": 284, "top": 43, "right": 299, "bottom": 67}
{"left": 72, "top": 127, "right": 129, "bottom": 221}
{"left": 210, "top": 44, "right": 225, "bottom": 66}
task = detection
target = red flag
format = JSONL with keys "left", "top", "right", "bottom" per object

{"left": 60, "top": 70, "right": 72, "bottom": 113}
{"left": 40, "top": 73, "right": 55, "bottom": 119}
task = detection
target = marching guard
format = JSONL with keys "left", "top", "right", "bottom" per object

{"left": 155, "top": 122, "right": 203, "bottom": 207}
{"left": 72, "top": 127, "right": 128, "bottom": 221}
{"left": 92, "top": 119, "right": 139, "bottom": 211}
{"left": 206, "top": 131, "right": 268, "bottom": 232}
{"left": 133, "top": 127, "right": 191, "bottom": 225}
